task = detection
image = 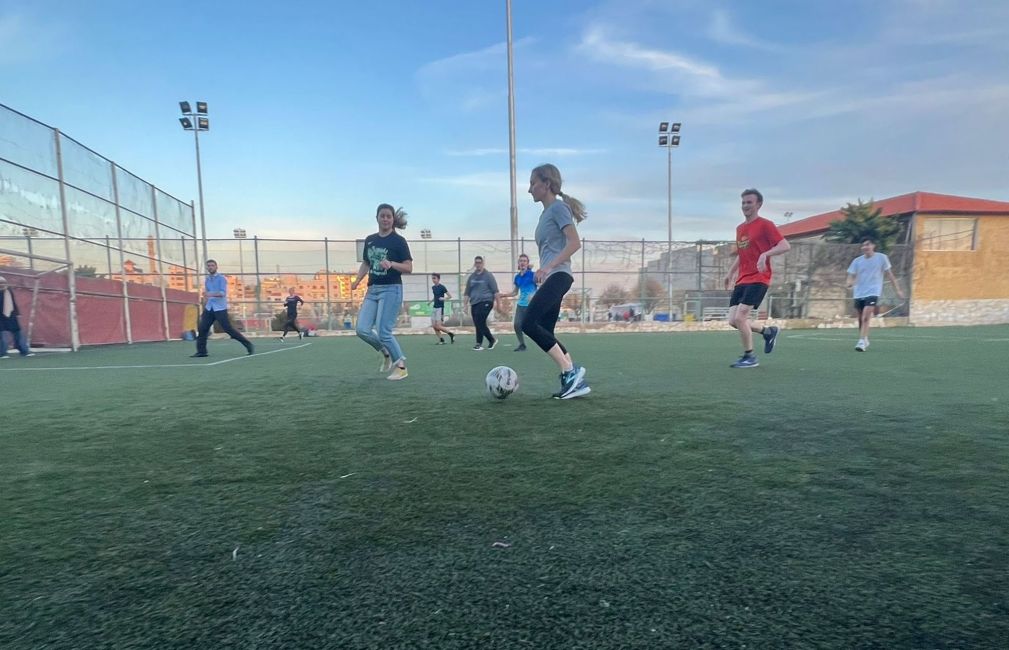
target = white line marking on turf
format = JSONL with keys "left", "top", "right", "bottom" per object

{"left": 0, "top": 342, "right": 312, "bottom": 371}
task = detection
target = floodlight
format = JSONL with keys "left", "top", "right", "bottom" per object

{"left": 179, "top": 101, "right": 192, "bottom": 114}
{"left": 197, "top": 117, "right": 209, "bottom": 130}
{"left": 196, "top": 101, "right": 208, "bottom": 115}
{"left": 659, "top": 122, "right": 669, "bottom": 133}
{"left": 179, "top": 117, "right": 193, "bottom": 129}
{"left": 670, "top": 123, "right": 681, "bottom": 133}
{"left": 671, "top": 135, "right": 680, "bottom": 146}
{"left": 658, "top": 135, "right": 668, "bottom": 146}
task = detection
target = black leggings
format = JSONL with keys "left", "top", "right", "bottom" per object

{"left": 471, "top": 301, "right": 495, "bottom": 346}
{"left": 282, "top": 316, "right": 299, "bottom": 334}
{"left": 520, "top": 272, "right": 572, "bottom": 354}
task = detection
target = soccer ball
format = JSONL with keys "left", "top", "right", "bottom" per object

{"left": 485, "top": 366, "right": 519, "bottom": 399}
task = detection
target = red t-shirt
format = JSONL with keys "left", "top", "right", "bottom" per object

{"left": 734, "top": 216, "right": 783, "bottom": 286}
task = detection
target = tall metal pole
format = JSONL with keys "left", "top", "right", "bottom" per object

{"left": 505, "top": 0, "right": 519, "bottom": 267}
{"left": 237, "top": 238, "right": 246, "bottom": 318}
{"left": 194, "top": 126, "right": 208, "bottom": 265}
{"left": 667, "top": 144, "right": 673, "bottom": 316}
{"left": 54, "top": 129, "right": 80, "bottom": 351}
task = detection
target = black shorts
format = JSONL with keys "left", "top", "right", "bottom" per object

{"left": 854, "top": 296, "right": 878, "bottom": 312}
{"left": 729, "top": 283, "right": 768, "bottom": 308}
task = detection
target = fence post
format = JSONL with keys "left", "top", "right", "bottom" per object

{"left": 324, "top": 237, "right": 332, "bottom": 329}
{"left": 53, "top": 129, "right": 80, "bottom": 351}
{"left": 26, "top": 234, "right": 35, "bottom": 270}
{"left": 190, "top": 200, "right": 202, "bottom": 314}
{"left": 105, "top": 235, "right": 113, "bottom": 279}
{"left": 253, "top": 235, "right": 262, "bottom": 317}
{"left": 639, "top": 238, "right": 646, "bottom": 312}
{"left": 111, "top": 164, "right": 133, "bottom": 343}
{"left": 580, "top": 237, "right": 586, "bottom": 325}
{"left": 457, "top": 237, "right": 463, "bottom": 326}
{"left": 150, "top": 185, "right": 171, "bottom": 340}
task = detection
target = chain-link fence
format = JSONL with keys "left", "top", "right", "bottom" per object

{"left": 1, "top": 103, "right": 200, "bottom": 348}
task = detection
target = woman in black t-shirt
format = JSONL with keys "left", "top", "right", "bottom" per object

{"left": 351, "top": 204, "right": 414, "bottom": 380}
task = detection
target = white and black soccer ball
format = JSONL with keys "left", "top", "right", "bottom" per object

{"left": 485, "top": 366, "right": 519, "bottom": 399}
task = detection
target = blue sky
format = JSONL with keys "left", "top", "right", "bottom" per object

{"left": 3, "top": 0, "right": 1008, "bottom": 242}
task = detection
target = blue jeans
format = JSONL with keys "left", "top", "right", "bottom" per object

{"left": 0, "top": 327, "right": 30, "bottom": 356}
{"left": 356, "top": 284, "right": 405, "bottom": 363}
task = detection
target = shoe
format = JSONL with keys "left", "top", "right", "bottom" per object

{"left": 488, "top": 339, "right": 498, "bottom": 350}
{"left": 24, "top": 353, "right": 35, "bottom": 357}
{"left": 0, "top": 355, "right": 10, "bottom": 359}
{"left": 437, "top": 339, "right": 446, "bottom": 345}
{"left": 190, "top": 353, "right": 208, "bottom": 358}
{"left": 279, "top": 337, "right": 285, "bottom": 342}
{"left": 448, "top": 332, "right": 455, "bottom": 344}
{"left": 246, "top": 343, "right": 255, "bottom": 355}
{"left": 560, "top": 381, "right": 592, "bottom": 400}
{"left": 380, "top": 355, "right": 393, "bottom": 372}
{"left": 554, "top": 365, "right": 587, "bottom": 399}
{"left": 473, "top": 345, "right": 484, "bottom": 351}
{"left": 855, "top": 339, "right": 867, "bottom": 352}
{"left": 514, "top": 344, "right": 527, "bottom": 352}
{"left": 730, "top": 354, "right": 759, "bottom": 368}
{"left": 387, "top": 366, "right": 408, "bottom": 381}
{"left": 762, "top": 326, "right": 779, "bottom": 354}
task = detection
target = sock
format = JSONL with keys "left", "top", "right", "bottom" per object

{"left": 744, "top": 349, "right": 753, "bottom": 355}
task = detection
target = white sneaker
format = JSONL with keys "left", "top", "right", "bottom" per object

{"left": 387, "top": 366, "right": 408, "bottom": 381}
{"left": 379, "top": 355, "right": 393, "bottom": 372}
{"left": 855, "top": 339, "right": 866, "bottom": 352}
{"left": 0, "top": 355, "right": 10, "bottom": 359}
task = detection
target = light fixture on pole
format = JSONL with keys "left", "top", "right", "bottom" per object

{"left": 658, "top": 121, "right": 682, "bottom": 317}
{"left": 179, "top": 100, "right": 210, "bottom": 266}
{"left": 784, "top": 211, "right": 794, "bottom": 223}
{"left": 233, "top": 227, "right": 247, "bottom": 319}
{"left": 420, "top": 228, "right": 432, "bottom": 275}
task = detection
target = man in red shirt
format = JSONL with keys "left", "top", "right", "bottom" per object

{"left": 723, "top": 188, "right": 791, "bottom": 368}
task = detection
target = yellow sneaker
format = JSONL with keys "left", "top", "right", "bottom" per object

{"left": 387, "top": 366, "right": 408, "bottom": 381}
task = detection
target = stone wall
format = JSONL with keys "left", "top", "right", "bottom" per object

{"left": 910, "top": 299, "right": 1009, "bottom": 325}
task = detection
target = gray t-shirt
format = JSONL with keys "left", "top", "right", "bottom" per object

{"left": 465, "top": 270, "right": 499, "bottom": 304}
{"left": 847, "top": 253, "right": 891, "bottom": 298}
{"left": 535, "top": 200, "right": 576, "bottom": 278}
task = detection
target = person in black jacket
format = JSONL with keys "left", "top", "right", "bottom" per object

{"left": 0, "top": 276, "right": 34, "bottom": 358}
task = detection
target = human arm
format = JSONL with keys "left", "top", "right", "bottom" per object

{"left": 378, "top": 259, "right": 413, "bottom": 274}
{"left": 846, "top": 273, "right": 856, "bottom": 289}
{"left": 350, "top": 261, "right": 369, "bottom": 291}
{"left": 886, "top": 268, "right": 905, "bottom": 299}
{"left": 724, "top": 256, "right": 739, "bottom": 290}
{"left": 535, "top": 225, "right": 581, "bottom": 284}
{"left": 756, "top": 238, "right": 791, "bottom": 273}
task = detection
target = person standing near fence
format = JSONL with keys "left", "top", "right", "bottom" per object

{"left": 522, "top": 163, "right": 590, "bottom": 399}
{"left": 279, "top": 287, "right": 305, "bottom": 341}
{"left": 464, "top": 256, "right": 501, "bottom": 351}
{"left": 192, "top": 260, "right": 254, "bottom": 358}
{"left": 351, "top": 204, "right": 413, "bottom": 380}
{"left": 722, "top": 188, "right": 790, "bottom": 368}
{"left": 429, "top": 273, "right": 456, "bottom": 345}
{"left": 507, "top": 253, "right": 536, "bottom": 351}
{"left": 846, "top": 238, "right": 905, "bottom": 352}
{"left": 0, "top": 276, "right": 34, "bottom": 359}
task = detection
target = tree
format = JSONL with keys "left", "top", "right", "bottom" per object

{"left": 598, "top": 283, "right": 630, "bottom": 308}
{"left": 825, "top": 199, "right": 901, "bottom": 252}
{"left": 75, "top": 265, "right": 98, "bottom": 278}
{"left": 634, "top": 276, "right": 665, "bottom": 313}
{"left": 561, "top": 292, "right": 582, "bottom": 318}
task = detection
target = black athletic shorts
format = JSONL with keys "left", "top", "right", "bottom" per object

{"left": 854, "top": 296, "right": 878, "bottom": 312}
{"left": 729, "top": 283, "right": 768, "bottom": 308}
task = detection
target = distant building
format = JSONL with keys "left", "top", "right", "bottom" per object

{"left": 780, "top": 192, "right": 1009, "bottom": 325}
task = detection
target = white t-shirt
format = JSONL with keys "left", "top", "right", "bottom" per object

{"left": 847, "top": 253, "right": 891, "bottom": 298}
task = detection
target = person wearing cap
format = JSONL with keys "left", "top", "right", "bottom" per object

{"left": 0, "top": 275, "right": 34, "bottom": 358}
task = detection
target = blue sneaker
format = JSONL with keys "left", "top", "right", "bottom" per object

{"left": 553, "top": 365, "right": 587, "bottom": 399}
{"left": 560, "top": 379, "right": 591, "bottom": 400}
{"left": 730, "top": 354, "right": 759, "bottom": 368}
{"left": 762, "top": 326, "right": 779, "bottom": 354}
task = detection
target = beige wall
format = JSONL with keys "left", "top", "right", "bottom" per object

{"left": 913, "top": 214, "right": 1009, "bottom": 300}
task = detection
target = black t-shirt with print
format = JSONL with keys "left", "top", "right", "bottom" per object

{"left": 363, "top": 232, "right": 413, "bottom": 286}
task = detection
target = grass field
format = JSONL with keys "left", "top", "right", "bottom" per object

{"left": 2, "top": 326, "right": 1008, "bottom": 649}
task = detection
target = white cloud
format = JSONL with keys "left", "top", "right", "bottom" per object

{"left": 415, "top": 38, "right": 537, "bottom": 112}
{"left": 706, "top": 9, "right": 782, "bottom": 52}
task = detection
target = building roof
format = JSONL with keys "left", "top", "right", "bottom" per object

{"left": 778, "top": 191, "right": 1009, "bottom": 238}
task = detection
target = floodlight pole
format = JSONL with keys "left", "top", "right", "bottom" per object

{"left": 658, "top": 122, "right": 681, "bottom": 318}
{"left": 505, "top": 0, "right": 519, "bottom": 267}
{"left": 194, "top": 126, "right": 208, "bottom": 265}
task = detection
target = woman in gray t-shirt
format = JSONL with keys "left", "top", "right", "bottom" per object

{"left": 520, "top": 164, "right": 591, "bottom": 399}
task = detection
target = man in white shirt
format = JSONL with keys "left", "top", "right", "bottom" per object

{"left": 846, "top": 239, "right": 905, "bottom": 351}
